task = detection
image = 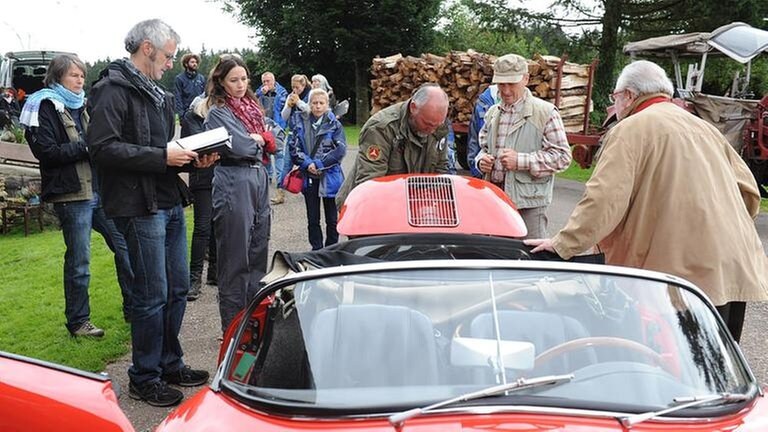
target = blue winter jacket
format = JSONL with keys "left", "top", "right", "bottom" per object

{"left": 173, "top": 71, "right": 206, "bottom": 118}
{"left": 467, "top": 85, "right": 499, "bottom": 177}
{"left": 288, "top": 110, "right": 346, "bottom": 197}
{"left": 256, "top": 82, "right": 289, "bottom": 129}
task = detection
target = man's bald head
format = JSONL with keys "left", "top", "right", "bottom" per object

{"left": 408, "top": 84, "right": 449, "bottom": 137}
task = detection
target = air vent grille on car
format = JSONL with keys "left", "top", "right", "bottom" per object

{"left": 406, "top": 176, "right": 459, "bottom": 227}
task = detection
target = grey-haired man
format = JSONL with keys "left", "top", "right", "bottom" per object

{"left": 88, "top": 19, "right": 216, "bottom": 407}
{"left": 475, "top": 53, "right": 571, "bottom": 238}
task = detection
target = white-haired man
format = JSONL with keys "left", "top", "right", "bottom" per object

{"left": 527, "top": 60, "right": 768, "bottom": 342}
{"left": 475, "top": 53, "right": 572, "bottom": 239}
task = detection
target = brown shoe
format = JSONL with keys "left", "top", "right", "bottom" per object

{"left": 270, "top": 188, "right": 285, "bottom": 205}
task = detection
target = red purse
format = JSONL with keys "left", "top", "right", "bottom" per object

{"left": 282, "top": 168, "right": 304, "bottom": 194}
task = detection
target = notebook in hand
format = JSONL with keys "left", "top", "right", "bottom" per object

{"left": 168, "top": 127, "right": 231, "bottom": 155}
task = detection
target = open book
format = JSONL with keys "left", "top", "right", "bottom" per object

{"left": 168, "top": 126, "right": 231, "bottom": 155}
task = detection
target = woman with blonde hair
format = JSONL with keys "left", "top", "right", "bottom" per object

{"left": 280, "top": 73, "right": 311, "bottom": 122}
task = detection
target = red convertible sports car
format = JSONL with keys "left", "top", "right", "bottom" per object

{"left": 2, "top": 174, "right": 767, "bottom": 432}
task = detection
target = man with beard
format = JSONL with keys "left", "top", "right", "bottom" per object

{"left": 335, "top": 83, "right": 450, "bottom": 207}
{"left": 174, "top": 53, "right": 206, "bottom": 119}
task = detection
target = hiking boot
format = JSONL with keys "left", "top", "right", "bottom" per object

{"left": 270, "top": 188, "right": 285, "bottom": 205}
{"left": 187, "top": 278, "right": 202, "bottom": 301}
{"left": 162, "top": 365, "right": 210, "bottom": 387}
{"left": 129, "top": 380, "right": 183, "bottom": 407}
{"left": 71, "top": 320, "right": 105, "bottom": 338}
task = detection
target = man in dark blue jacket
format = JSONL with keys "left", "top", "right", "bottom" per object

{"left": 466, "top": 84, "right": 498, "bottom": 178}
{"left": 88, "top": 19, "right": 216, "bottom": 408}
{"left": 173, "top": 53, "right": 206, "bottom": 118}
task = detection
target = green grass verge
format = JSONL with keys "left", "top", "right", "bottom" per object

{"left": 344, "top": 124, "right": 361, "bottom": 147}
{"left": 0, "top": 209, "right": 194, "bottom": 372}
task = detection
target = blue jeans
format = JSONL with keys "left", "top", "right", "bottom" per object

{"left": 53, "top": 194, "right": 133, "bottom": 333}
{"left": 114, "top": 205, "right": 189, "bottom": 385}
{"left": 266, "top": 143, "right": 287, "bottom": 186}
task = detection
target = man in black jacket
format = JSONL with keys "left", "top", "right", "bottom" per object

{"left": 88, "top": 19, "right": 217, "bottom": 408}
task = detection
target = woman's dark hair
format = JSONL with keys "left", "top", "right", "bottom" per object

{"left": 206, "top": 55, "right": 259, "bottom": 107}
{"left": 43, "top": 54, "right": 87, "bottom": 87}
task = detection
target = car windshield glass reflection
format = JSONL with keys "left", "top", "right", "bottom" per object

{"left": 223, "top": 267, "right": 752, "bottom": 415}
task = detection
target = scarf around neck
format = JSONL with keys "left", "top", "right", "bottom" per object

{"left": 19, "top": 83, "right": 85, "bottom": 128}
{"left": 226, "top": 95, "right": 265, "bottom": 134}
{"left": 113, "top": 58, "right": 167, "bottom": 110}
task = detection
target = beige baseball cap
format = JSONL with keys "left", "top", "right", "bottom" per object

{"left": 492, "top": 54, "right": 529, "bottom": 84}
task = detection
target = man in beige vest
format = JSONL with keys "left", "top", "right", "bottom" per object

{"left": 526, "top": 60, "right": 768, "bottom": 342}
{"left": 475, "top": 54, "right": 571, "bottom": 238}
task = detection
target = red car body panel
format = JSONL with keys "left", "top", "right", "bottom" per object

{"left": 337, "top": 175, "right": 527, "bottom": 238}
{"left": 158, "top": 388, "right": 768, "bottom": 431}
{"left": 0, "top": 353, "right": 134, "bottom": 432}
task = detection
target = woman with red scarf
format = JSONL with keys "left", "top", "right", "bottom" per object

{"left": 204, "top": 55, "right": 276, "bottom": 333}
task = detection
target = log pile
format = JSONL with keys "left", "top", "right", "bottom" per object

{"left": 370, "top": 51, "right": 593, "bottom": 132}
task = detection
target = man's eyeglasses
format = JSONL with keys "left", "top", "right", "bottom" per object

{"left": 608, "top": 89, "right": 625, "bottom": 104}
{"left": 155, "top": 47, "right": 175, "bottom": 63}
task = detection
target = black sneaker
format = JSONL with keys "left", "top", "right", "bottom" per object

{"left": 128, "top": 380, "right": 183, "bottom": 407}
{"left": 187, "top": 278, "right": 202, "bottom": 301}
{"left": 162, "top": 365, "right": 210, "bottom": 387}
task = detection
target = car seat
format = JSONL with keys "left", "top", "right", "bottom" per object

{"left": 470, "top": 310, "right": 597, "bottom": 374}
{"left": 307, "top": 304, "right": 439, "bottom": 388}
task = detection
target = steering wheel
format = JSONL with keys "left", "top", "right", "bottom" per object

{"left": 534, "top": 337, "right": 673, "bottom": 374}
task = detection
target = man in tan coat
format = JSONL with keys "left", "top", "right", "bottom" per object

{"left": 527, "top": 60, "right": 768, "bottom": 342}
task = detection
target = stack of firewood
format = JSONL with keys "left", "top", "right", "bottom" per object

{"left": 530, "top": 55, "right": 592, "bottom": 132}
{"left": 370, "top": 50, "right": 495, "bottom": 124}
{"left": 370, "top": 51, "right": 592, "bottom": 132}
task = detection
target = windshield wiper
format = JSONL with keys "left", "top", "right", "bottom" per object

{"left": 388, "top": 374, "right": 574, "bottom": 429}
{"left": 618, "top": 392, "right": 751, "bottom": 428}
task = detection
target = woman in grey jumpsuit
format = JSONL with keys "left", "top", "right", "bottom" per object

{"left": 204, "top": 56, "right": 276, "bottom": 333}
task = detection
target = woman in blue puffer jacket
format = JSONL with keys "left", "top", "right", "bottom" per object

{"left": 288, "top": 88, "right": 346, "bottom": 250}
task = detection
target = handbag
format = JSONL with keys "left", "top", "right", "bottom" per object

{"left": 282, "top": 168, "right": 304, "bottom": 194}
{"left": 282, "top": 133, "right": 324, "bottom": 194}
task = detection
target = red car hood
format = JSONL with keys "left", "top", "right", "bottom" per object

{"left": 0, "top": 352, "right": 133, "bottom": 432}
{"left": 158, "top": 388, "right": 768, "bottom": 432}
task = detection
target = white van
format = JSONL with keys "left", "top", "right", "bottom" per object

{"left": 0, "top": 50, "right": 75, "bottom": 97}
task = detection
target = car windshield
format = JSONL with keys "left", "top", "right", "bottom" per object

{"left": 221, "top": 263, "right": 753, "bottom": 416}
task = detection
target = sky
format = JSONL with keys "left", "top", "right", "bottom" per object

{"left": 1, "top": 0, "right": 255, "bottom": 63}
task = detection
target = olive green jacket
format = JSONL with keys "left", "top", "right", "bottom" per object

{"left": 336, "top": 101, "right": 449, "bottom": 207}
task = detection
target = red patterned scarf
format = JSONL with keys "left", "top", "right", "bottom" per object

{"left": 225, "top": 95, "right": 266, "bottom": 134}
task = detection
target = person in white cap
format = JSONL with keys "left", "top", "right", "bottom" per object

{"left": 475, "top": 53, "right": 571, "bottom": 238}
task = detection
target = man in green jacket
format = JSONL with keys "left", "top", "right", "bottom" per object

{"left": 335, "top": 83, "right": 450, "bottom": 207}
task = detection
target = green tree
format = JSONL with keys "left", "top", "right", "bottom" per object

{"left": 223, "top": 0, "right": 442, "bottom": 125}
{"left": 546, "top": 0, "right": 768, "bottom": 106}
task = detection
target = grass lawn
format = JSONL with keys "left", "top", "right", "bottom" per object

{"left": 0, "top": 210, "right": 195, "bottom": 371}
{"left": 344, "top": 124, "right": 360, "bottom": 147}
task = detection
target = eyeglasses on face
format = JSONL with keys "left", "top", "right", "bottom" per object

{"left": 609, "top": 89, "right": 626, "bottom": 104}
